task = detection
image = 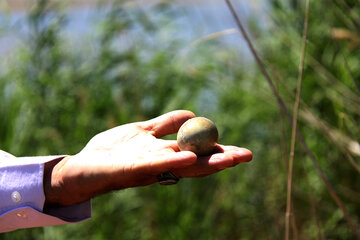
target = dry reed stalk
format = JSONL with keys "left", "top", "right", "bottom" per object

{"left": 266, "top": 58, "right": 360, "bottom": 171}
{"left": 179, "top": 28, "right": 239, "bottom": 58}
{"left": 285, "top": 1, "right": 310, "bottom": 239}
{"left": 262, "top": 13, "right": 360, "bottom": 107}
{"left": 301, "top": 110, "right": 360, "bottom": 171}
{"left": 268, "top": 61, "right": 360, "bottom": 173}
{"left": 224, "top": 0, "right": 360, "bottom": 238}
{"left": 265, "top": 56, "right": 360, "bottom": 163}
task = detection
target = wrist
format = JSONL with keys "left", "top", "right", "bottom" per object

{"left": 43, "top": 156, "right": 71, "bottom": 206}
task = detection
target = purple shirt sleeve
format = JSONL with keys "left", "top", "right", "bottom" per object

{"left": 0, "top": 150, "right": 91, "bottom": 233}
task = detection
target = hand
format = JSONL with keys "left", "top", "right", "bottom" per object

{"left": 44, "top": 110, "right": 252, "bottom": 206}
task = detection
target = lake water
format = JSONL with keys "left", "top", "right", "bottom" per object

{"left": 0, "top": 1, "right": 267, "bottom": 56}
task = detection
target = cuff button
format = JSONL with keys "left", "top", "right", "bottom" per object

{"left": 11, "top": 191, "right": 22, "bottom": 203}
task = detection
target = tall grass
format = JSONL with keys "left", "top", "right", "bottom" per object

{"left": 1, "top": 0, "right": 360, "bottom": 239}
{"left": 224, "top": 0, "right": 360, "bottom": 238}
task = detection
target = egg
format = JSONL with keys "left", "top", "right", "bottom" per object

{"left": 177, "top": 117, "right": 218, "bottom": 156}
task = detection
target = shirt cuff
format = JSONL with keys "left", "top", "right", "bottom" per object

{"left": 0, "top": 156, "right": 50, "bottom": 215}
{"left": 0, "top": 152, "right": 91, "bottom": 232}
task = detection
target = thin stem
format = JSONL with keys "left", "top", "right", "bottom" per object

{"left": 224, "top": 0, "right": 360, "bottom": 239}
{"left": 224, "top": 0, "right": 290, "bottom": 119}
{"left": 268, "top": 59, "right": 360, "bottom": 173}
{"left": 285, "top": 1, "right": 310, "bottom": 239}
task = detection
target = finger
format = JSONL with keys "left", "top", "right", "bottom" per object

{"left": 173, "top": 146, "right": 252, "bottom": 178}
{"left": 215, "top": 145, "right": 253, "bottom": 164}
{"left": 139, "top": 110, "right": 196, "bottom": 138}
{"left": 198, "top": 146, "right": 252, "bottom": 171}
{"left": 199, "top": 144, "right": 252, "bottom": 165}
{"left": 206, "top": 151, "right": 247, "bottom": 170}
{"left": 139, "top": 151, "right": 197, "bottom": 175}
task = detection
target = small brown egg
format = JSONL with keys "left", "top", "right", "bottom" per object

{"left": 177, "top": 117, "right": 218, "bottom": 156}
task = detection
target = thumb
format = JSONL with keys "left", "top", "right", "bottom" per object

{"left": 140, "top": 110, "right": 196, "bottom": 138}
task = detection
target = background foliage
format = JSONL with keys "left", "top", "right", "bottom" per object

{"left": 1, "top": 0, "right": 359, "bottom": 239}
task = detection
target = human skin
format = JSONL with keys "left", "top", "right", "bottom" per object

{"left": 44, "top": 110, "right": 252, "bottom": 206}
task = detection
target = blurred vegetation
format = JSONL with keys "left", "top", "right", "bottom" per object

{"left": 1, "top": 0, "right": 359, "bottom": 239}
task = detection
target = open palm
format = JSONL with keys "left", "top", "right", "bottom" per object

{"left": 45, "top": 110, "right": 252, "bottom": 206}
